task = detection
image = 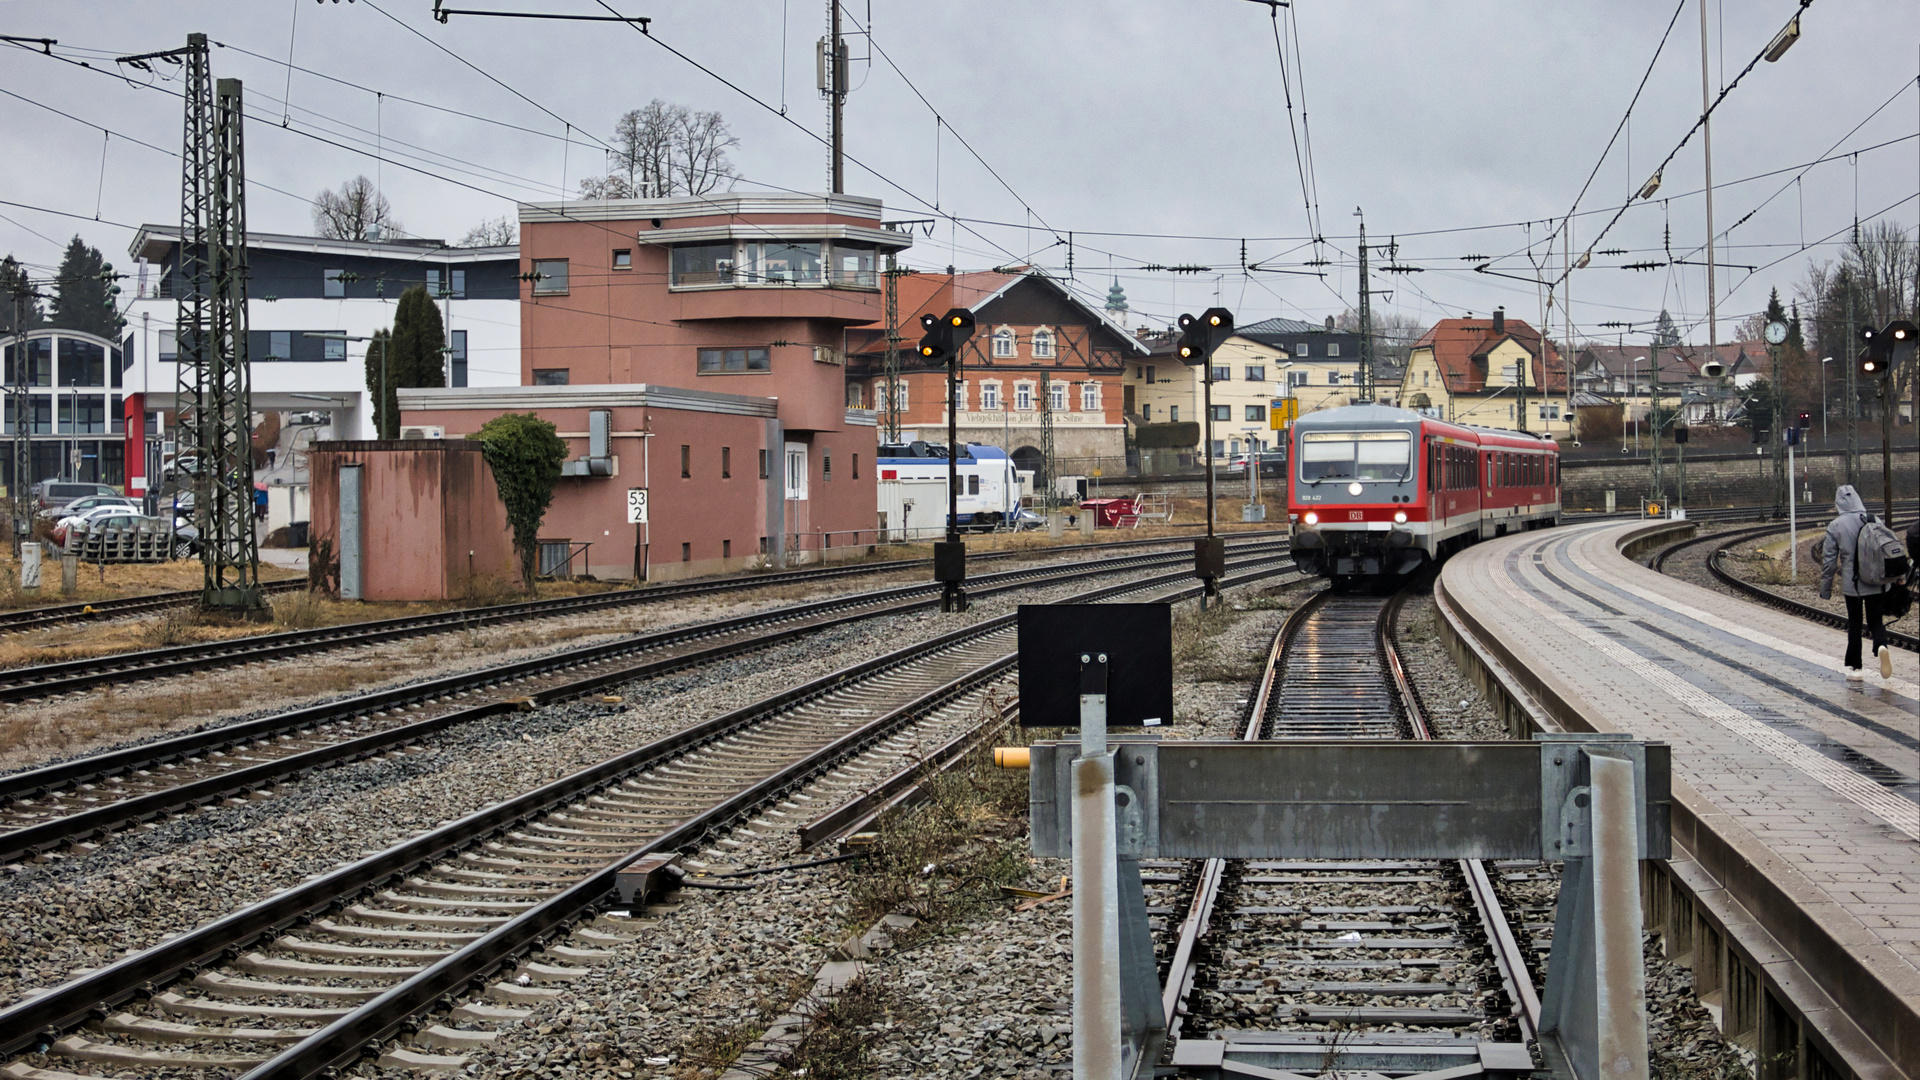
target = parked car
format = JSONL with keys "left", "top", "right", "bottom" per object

{"left": 52, "top": 506, "right": 142, "bottom": 546}
{"left": 286, "top": 411, "right": 330, "bottom": 426}
{"left": 40, "top": 494, "right": 139, "bottom": 520}
{"left": 32, "top": 480, "right": 117, "bottom": 512}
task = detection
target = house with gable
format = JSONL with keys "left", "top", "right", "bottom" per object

{"left": 843, "top": 269, "right": 1147, "bottom": 478}
{"left": 1399, "top": 308, "right": 1573, "bottom": 440}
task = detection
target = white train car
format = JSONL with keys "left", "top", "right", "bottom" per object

{"left": 876, "top": 442, "right": 1025, "bottom": 533}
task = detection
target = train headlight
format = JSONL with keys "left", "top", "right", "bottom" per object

{"left": 1393, "top": 510, "right": 1407, "bottom": 524}
{"left": 1303, "top": 511, "right": 1319, "bottom": 526}
{"left": 1347, "top": 482, "right": 1363, "bottom": 496}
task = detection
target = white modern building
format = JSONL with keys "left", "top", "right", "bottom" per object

{"left": 123, "top": 226, "right": 520, "bottom": 496}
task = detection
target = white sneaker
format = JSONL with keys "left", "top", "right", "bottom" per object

{"left": 1844, "top": 667, "right": 1865, "bottom": 681}
{"left": 1879, "top": 646, "right": 1895, "bottom": 680}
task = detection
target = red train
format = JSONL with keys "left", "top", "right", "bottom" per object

{"left": 1286, "top": 403, "right": 1560, "bottom": 580}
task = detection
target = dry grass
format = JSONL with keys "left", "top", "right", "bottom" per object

{"left": 0, "top": 550, "right": 300, "bottom": 611}
{"left": 844, "top": 696, "right": 1032, "bottom": 931}
{"left": 772, "top": 974, "right": 897, "bottom": 1079}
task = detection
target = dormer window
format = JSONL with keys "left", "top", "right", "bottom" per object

{"left": 1031, "top": 327, "right": 1056, "bottom": 359}
{"left": 991, "top": 327, "right": 1015, "bottom": 359}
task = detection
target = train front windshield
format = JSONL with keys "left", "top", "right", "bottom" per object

{"left": 1299, "top": 431, "right": 1412, "bottom": 482}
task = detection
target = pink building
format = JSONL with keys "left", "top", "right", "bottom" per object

{"left": 392, "top": 192, "right": 902, "bottom": 582}
{"left": 398, "top": 384, "right": 878, "bottom": 582}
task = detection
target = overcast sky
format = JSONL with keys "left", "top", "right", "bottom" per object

{"left": 3, "top": 1, "right": 1915, "bottom": 345}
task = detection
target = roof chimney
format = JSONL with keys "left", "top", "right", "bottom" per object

{"left": 1492, "top": 307, "right": 1505, "bottom": 335}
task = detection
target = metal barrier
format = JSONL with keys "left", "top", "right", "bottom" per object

{"left": 65, "top": 521, "right": 182, "bottom": 564}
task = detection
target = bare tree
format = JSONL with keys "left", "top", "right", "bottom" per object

{"left": 312, "top": 176, "right": 401, "bottom": 240}
{"left": 578, "top": 100, "right": 738, "bottom": 200}
{"left": 458, "top": 216, "right": 517, "bottom": 247}
{"left": 673, "top": 108, "right": 740, "bottom": 195}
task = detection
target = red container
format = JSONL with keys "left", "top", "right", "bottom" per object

{"left": 1078, "top": 497, "right": 1139, "bottom": 528}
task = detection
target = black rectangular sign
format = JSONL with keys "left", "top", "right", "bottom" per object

{"left": 1017, "top": 603, "right": 1173, "bottom": 728}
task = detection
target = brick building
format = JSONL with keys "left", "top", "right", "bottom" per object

{"left": 845, "top": 270, "right": 1146, "bottom": 480}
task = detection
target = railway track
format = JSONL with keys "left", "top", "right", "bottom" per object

{"left": 0, "top": 540, "right": 1292, "bottom": 865}
{"left": 0, "top": 531, "right": 1275, "bottom": 638}
{"left": 0, "top": 556, "right": 1296, "bottom": 1080}
{"left": 1158, "top": 587, "right": 1541, "bottom": 1074}
{"left": 1651, "top": 516, "right": 1919, "bottom": 652}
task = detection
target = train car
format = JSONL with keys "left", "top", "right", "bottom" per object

{"left": 876, "top": 441, "right": 1024, "bottom": 529}
{"left": 1286, "top": 404, "right": 1560, "bottom": 581}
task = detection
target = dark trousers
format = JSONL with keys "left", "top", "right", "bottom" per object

{"left": 1843, "top": 592, "right": 1888, "bottom": 670}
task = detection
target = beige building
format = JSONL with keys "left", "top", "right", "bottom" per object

{"left": 1400, "top": 309, "right": 1573, "bottom": 440}
{"left": 1124, "top": 332, "right": 1297, "bottom": 461}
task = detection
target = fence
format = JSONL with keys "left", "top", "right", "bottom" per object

{"left": 65, "top": 520, "right": 181, "bottom": 564}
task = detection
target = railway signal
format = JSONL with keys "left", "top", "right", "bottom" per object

{"left": 1858, "top": 324, "right": 1887, "bottom": 379}
{"left": 916, "top": 308, "right": 978, "bottom": 613}
{"left": 1176, "top": 307, "right": 1235, "bottom": 603}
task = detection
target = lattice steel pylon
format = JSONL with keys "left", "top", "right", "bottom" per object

{"left": 167, "top": 37, "right": 264, "bottom": 613}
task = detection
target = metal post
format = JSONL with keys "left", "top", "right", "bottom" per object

{"left": 882, "top": 255, "right": 900, "bottom": 443}
{"left": 1769, "top": 341, "right": 1784, "bottom": 519}
{"left": 1844, "top": 274, "right": 1858, "bottom": 486}
{"left": 1071, "top": 652, "right": 1121, "bottom": 1080}
{"left": 1202, "top": 364, "right": 1216, "bottom": 608}
{"left": 942, "top": 348, "right": 965, "bottom": 613}
{"left": 828, "top": 0, "right": 844, "bottom": 195}
{"left": 1357, "top": 219, "right": 1372, "bottom": 403}
{"left": 1787, "top": 439, "right": 1797, "bottom": 582}
{"left": 1650, "top": 346, "right": 1663, "bottom": 506}
{"left": 1880, "top": 382, "right": 1894, "bottom": 523}
{"left": 1698, "top": 0, "right": 1719, "bottom": 390}
{"left": 202, "top": 76, "right": 265, "bottom": 614}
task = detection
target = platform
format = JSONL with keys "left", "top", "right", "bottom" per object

{"left": 1440, "top": 521, "right": 1917, "bottom": 1078}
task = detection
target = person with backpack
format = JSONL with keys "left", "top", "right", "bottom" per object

{"left": 1819, "top": 485, "right": 1906, "bottom": 680}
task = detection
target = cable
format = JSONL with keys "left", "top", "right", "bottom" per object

{"left": 1265, "top": 4, "right": 1318, "bottom": 244}
{"left": 1548, "top": 0, "right": 1687, "bottom": 248}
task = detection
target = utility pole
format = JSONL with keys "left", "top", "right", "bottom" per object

{"left": 825, "top": 0, "right": 846, "bottom": 195}
{"left": 882, "top": 254, "right": 901, "bottom": 442}
{"left": 1769, "top": 339, "right": 1785, "bottom": 519}
{"left": 6, "top": 283, "right": 30, "bottom": 557}
{"left": 1698, "top": 0, "right": 1719, "bottom": 392}
{"left": 1650, "top": 343, "right": 1664, "bottom": 508}
{"left": 204, "top": 75, "right": 265, "bottom": 613}
{"left": 1040, "top": 369, "right": 1055, "bottom": 511}
{"left": 1843, "top": 268, "right": 1859, "bottom": 486}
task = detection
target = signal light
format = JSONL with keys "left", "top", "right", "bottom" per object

{"left": 1175, "top": 307, "right": 1235, "bottom": 365}
{"left": 915, "top": 307, "right": 976, "bottom": 367}
{"left": 1796, "top": 411, "right": 1811, "bottom": 430}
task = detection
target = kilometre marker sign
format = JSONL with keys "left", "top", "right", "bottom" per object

{"left": 627, "top": 488, "right": 649, "bottom": 525}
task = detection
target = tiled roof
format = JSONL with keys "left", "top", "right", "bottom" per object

{"left": 1413, "top": 316, "right": 1568, "bottom": 394}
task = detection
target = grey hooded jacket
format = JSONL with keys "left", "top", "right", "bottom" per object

{"left": 1820, "top": 485, "right": 1888, "bottom": 599}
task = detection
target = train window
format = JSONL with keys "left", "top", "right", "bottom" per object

{"left": 1300, "top": 430, "right": 1411, "bottom": 482}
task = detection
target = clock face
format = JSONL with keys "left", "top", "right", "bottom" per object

{"left": 1765, "top": 320, "right": 1789, "bottom": 344}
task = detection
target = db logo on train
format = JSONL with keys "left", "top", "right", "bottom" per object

{"left": 1348, "top": 510, "right": 1365, "bottom": 521}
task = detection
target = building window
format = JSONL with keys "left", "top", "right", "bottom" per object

{"left": 852, "top": 453, "right": 859, "bottom": 479}
{"left": 680, "top": 445, "right": 691, "bottom": 478}
{"left": 1014, "top": 382, "right": 1034, "bottom": 411}
{"left": 980, "top": 382, "right": 1001, "bottom": 410}
{"left": 1145, "top": 365, "right": 1156, "bottom": 384}
{"left": 1048, "top": 382, "right": 1066, "bottom": 411}
{"left": 531, "top": 259, "right": 569, "bottom": 295}
{"left": 324, "top": 336, "right": 347, "bottom": 361}
{"left": 449, "top": 330, "right": 467, "bottom": 386}
{"left": 1169, "top": 405, "right": 1179, "bottom": 423}
{"left": 324, "top": 269, "right": 346, "bottom": 298}
{"left": 1210, "top": 365, "right": 1230, "bottom": 383}
{"left": 722, "top": 446, "right": 731, "bottom": 479}
{"left": 1080, "top": 382, "right": 1099, "bottom": 412}
{"left": 1141, "top": 403, "right": 1151, "bottom": 421}
{"left": 266, "top": 331, "right": 291, "bottom": 362}
{"left": 1295, "top": 342, "right": 1309, "bottom": 357}
{"left": 1211, "top": 439, "right": 1226, "bottom": 458}
{"left": 450, "top": 269, "right": 466, "bottom": 298}
{"left": 829, "top": 242, "right": 877, "bottom": 286}
{"left": 670, "top": 243, "right": 735, "bottom": 286}
{"left": 823, "top": 453, "right": 832, "bottom": 481}
{"left": 427, "top": 269, "right": 440, "bottom": 295}
{"left": 1032, "top": 327, "right": 1056, "bottom": 359}
{"left": 991, "top": 327, "right": 1015, "bottom": 358}
{"left": 759, "top": 448, "right": 769, "bottom": 478}
{"left": 533, "top": 368, "right": 570, "bottom": 385}
{"left": 951, "top": 380, "right": 966, "bottom": 412}
{"left": 613, "top": 249, "right": 632, "bottom": 270}
{"left": 1209, "top": 404, "right": 1231, "bottom": 422}
{"left": 682, "top": 542, "right": 691, "bottom": 562}
{"left": 744, "top": 240, "right": 822, "bottom": 284}
{"left": 1327, "top": 343, "right": 1341, "bottom": 357}
{"left": 892, "top": 382, "right": 907, "bottom": 411}
{"left": 1245, "top": 404, "right": 1265, "bottom": 422}
{"left": 1328, "top": 371, "right": 1342, "bottom": 385}
{"left": 1288, "top": 371, "right": 1309, "bottom": 388}
{"left": 697, "top": 347, "right": 771, "bottom": 373}
{"left": 723, "top": 539, "right": 731, "bottom": 558}
{"left": 1422, "top": 371, "right": 1430, "bottom": 386}
{"left": 1244, "top": 365, "right": 1265, "bottom": 382}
